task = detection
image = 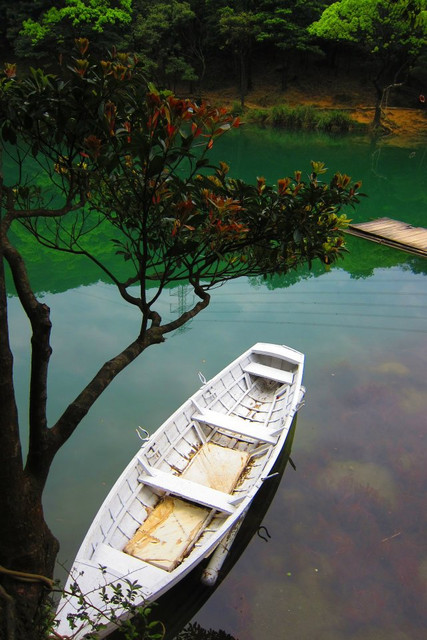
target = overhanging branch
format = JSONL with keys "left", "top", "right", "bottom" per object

{"left": 46, "top": 331, "right": 159, "bottom": 461}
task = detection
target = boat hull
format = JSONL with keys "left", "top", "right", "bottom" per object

{"left": 55, "top": 342, "right": 305, "bottom": 638}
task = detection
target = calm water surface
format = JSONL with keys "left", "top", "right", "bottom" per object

{"left": 8, "top": 129, "right": 427, "bottom": 639}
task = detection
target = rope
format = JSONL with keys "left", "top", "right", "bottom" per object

{"left": 0, "top": 565, "right": 54, "bottom": 589}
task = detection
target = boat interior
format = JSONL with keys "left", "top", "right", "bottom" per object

{"left": 89, "top": 348, "right": 301, "bottom": 573}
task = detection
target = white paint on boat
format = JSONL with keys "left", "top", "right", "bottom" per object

{"left": 55, "top": 342, "right": 305, "bottom": 638}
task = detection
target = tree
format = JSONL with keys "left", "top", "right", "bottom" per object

{"left": 255, "top": 0, "right": 331, "bottom": 91}
{"left": 16, "top": 0, "right": 133, "bottom": 57}
{"left": 218, "top": 4, "right": 261, "bottom": 106}
{"left": 0, "top": 1, "right": 53, "bottom": 55}
{"left": 0, "top": 41, "right": 362, "bottom": 639}
{"left": 131, "top": 0, "right": 198, "bottom": 90}
{"left": 309, "top": 0, "right": 427, "bottom": 128}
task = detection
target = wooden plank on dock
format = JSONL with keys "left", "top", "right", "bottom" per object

{"left": 346, "top": 218, "right": 427, "bottom": 257}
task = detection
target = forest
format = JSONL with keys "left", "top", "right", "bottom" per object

{"left": 1, "top": 0, "right": 427, "bottom": 122}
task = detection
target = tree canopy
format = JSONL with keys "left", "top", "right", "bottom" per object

{"left": 309, "top": 0, "right": 427, "bottom": 125}
{"left": 1, "top": 0, "right": 426, "bottom": 108}
{"left": 255, "top": 0, "right": 328, "bottom": 89}
{"left": 16, "top": 0, "right": 133, "bottom": 55}
{"left": 131, "top": 0, "right": 198, "bottom": 88}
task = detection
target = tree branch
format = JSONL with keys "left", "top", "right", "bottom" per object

{"left": 46, "top": 285, "right": 211, "bottom": 471}
{"left": 47, "top": 329, "right": 162, "bottom": 460}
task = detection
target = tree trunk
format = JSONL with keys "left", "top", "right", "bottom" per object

{"left": 280, "top": 57, "right": 290, "bottom": 92}
{"left": 239, "top": 50, "right": 247, "bottom": 108}
{"left": 372, "top": 78, "right": 384, "bottom": 129}
{"left": 0, "top": 471, "right": 59, "bottom": 640}
{"left": 0, "top": 227, "right": 58, "bottom": 639}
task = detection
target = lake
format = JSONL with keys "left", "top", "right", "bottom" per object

{"left": 7, "top": 127, "right": 427, "bottom": 639}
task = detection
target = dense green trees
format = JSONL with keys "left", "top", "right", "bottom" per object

{"left": 255, "top": 0, "right": 330, "bottom": 90}
{"left": 0, "top": 1, "right": 52, "bottom": 56}
{"left": 2, "top": 0, "right": 425, "bottom": 111}
{"left": 12, "top": 0, "right": 133, "bottom": 57}
{"left": 131, "top": 0, "right": 198, "bottom": 89}
{"left": 309, "top": 0, "right": 427, "bottom": 126}
{"left": 217, "top": 4, "right": 260, "bottom": 105}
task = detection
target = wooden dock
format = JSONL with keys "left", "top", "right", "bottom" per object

{"left": 346, "top": 218, "right": 427, "bottom": 257}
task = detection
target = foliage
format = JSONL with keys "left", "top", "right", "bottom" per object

{"left": 310, "top": 0, "right": 427, "bottom": 50}
{"left": 316, "top": 109, "right": 356, "bottom": 131}
{"left": 1, "top": 0, "right": 426, "bottom": 106}
{"left": 254, "top": 0, "right": 329, "bottom": 89}
{"left": 0, "top": 0, "right": 52, "bottom": 53}
{"left": 248, "top": 103, "right": 358, "bottom": 132}
{"left": 16, "top": 0, "right": 133, "bottom": 56}
{"left": 58, "top": 575, "right": 165, "bottom": 639}
{"left": 217, "top": 4, "right": 261, "bottom": 103}
{"left": 177, "top": 622, "right": 237, "bottom": 640}
{"left": 309, "top": 0, "right": 427, "bottom": 125}
{"left": 131, "top": 0, "right": 198, "bottom": 89}
{"left": 1, "top": 44, "right": 361, "bottom": 284}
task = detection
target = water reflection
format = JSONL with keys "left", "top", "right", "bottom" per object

{"left": 188, "top": 330, "right": 426, "bottom": 640}
{"left": 5, "top": 130, "right": 427, "bottom": 639}
{"left": 21, "top": 265, "right": 422, "bottom": 640}
{"left": 5, "top": 129, "right": 427, "bottom": 297}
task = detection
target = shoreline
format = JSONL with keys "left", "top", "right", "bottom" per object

{"left": 201, "top": 82, "right": 427, "bottom": 143}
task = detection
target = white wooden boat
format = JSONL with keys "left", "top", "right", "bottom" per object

{"left": 55, "top": 342, "right": 305, "bottom": 638}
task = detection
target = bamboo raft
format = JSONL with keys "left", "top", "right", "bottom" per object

{"left": 346, "top": 218, "right": 427, "bottom": 257}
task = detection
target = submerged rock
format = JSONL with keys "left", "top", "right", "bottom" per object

{"left": 318, "top": 460, "right": 397, "bottom": 506}
{"left": 371, "top": 361, "right": 410, "bottom": 376}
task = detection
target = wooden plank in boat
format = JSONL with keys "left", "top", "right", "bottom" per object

{"left": 194, "top": 410, "right": 277, "bottom": 444}
{"left": 252, "top": 342, "right": 304, "bottom": 364}
{"left": 182, "top": 442, "right": 250, "bottom": 493}
{"left": 94, "top": 542, "right": 166, "bottom": 579}
{"left": 123, "top": 496, "right": 210, "bottom": 571}
{"left": 347, "top": 218, "right": 427, "bottom": 257}
{"left": 244, "top": 361, "right": 293, "bottom": 384}
{"left": 125, "top": 444, "right": 249, "bottom": 570}
{"left": 137, "top": 468, "right": 235, "bottom": 514}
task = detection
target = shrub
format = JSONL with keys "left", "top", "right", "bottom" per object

{"left": 248, "top": 103, "right": 359, "bottom": 133}
{"left": 317, "top": 109, "right": 354, "bottom": 132}
{"left": 231, "top": 100, "right": 245, "bottom": 116}
{"left": 247, "top": 108, "right": 270, "bottom": 125}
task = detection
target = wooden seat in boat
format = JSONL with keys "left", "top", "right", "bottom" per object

{"left": 137, "top": 467, "right": 236, "bottom": 514}
{"left": 194, "top": 409, "right": 277, "bottom": 444}
{"left": 251, "top": 343, "right": 304, "bottom": 364}
{"left": 94, "top": 542, "right": 167, "bottom": 579}
{"left": 243, "top": 361, "right": 293, "bottom": 385}
{"left": 126, "top": 443, "right": 250, "bottom": 570}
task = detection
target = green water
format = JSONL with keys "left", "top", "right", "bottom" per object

{"left": 7, "top": 128, "right": 427, "bottom": 639}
